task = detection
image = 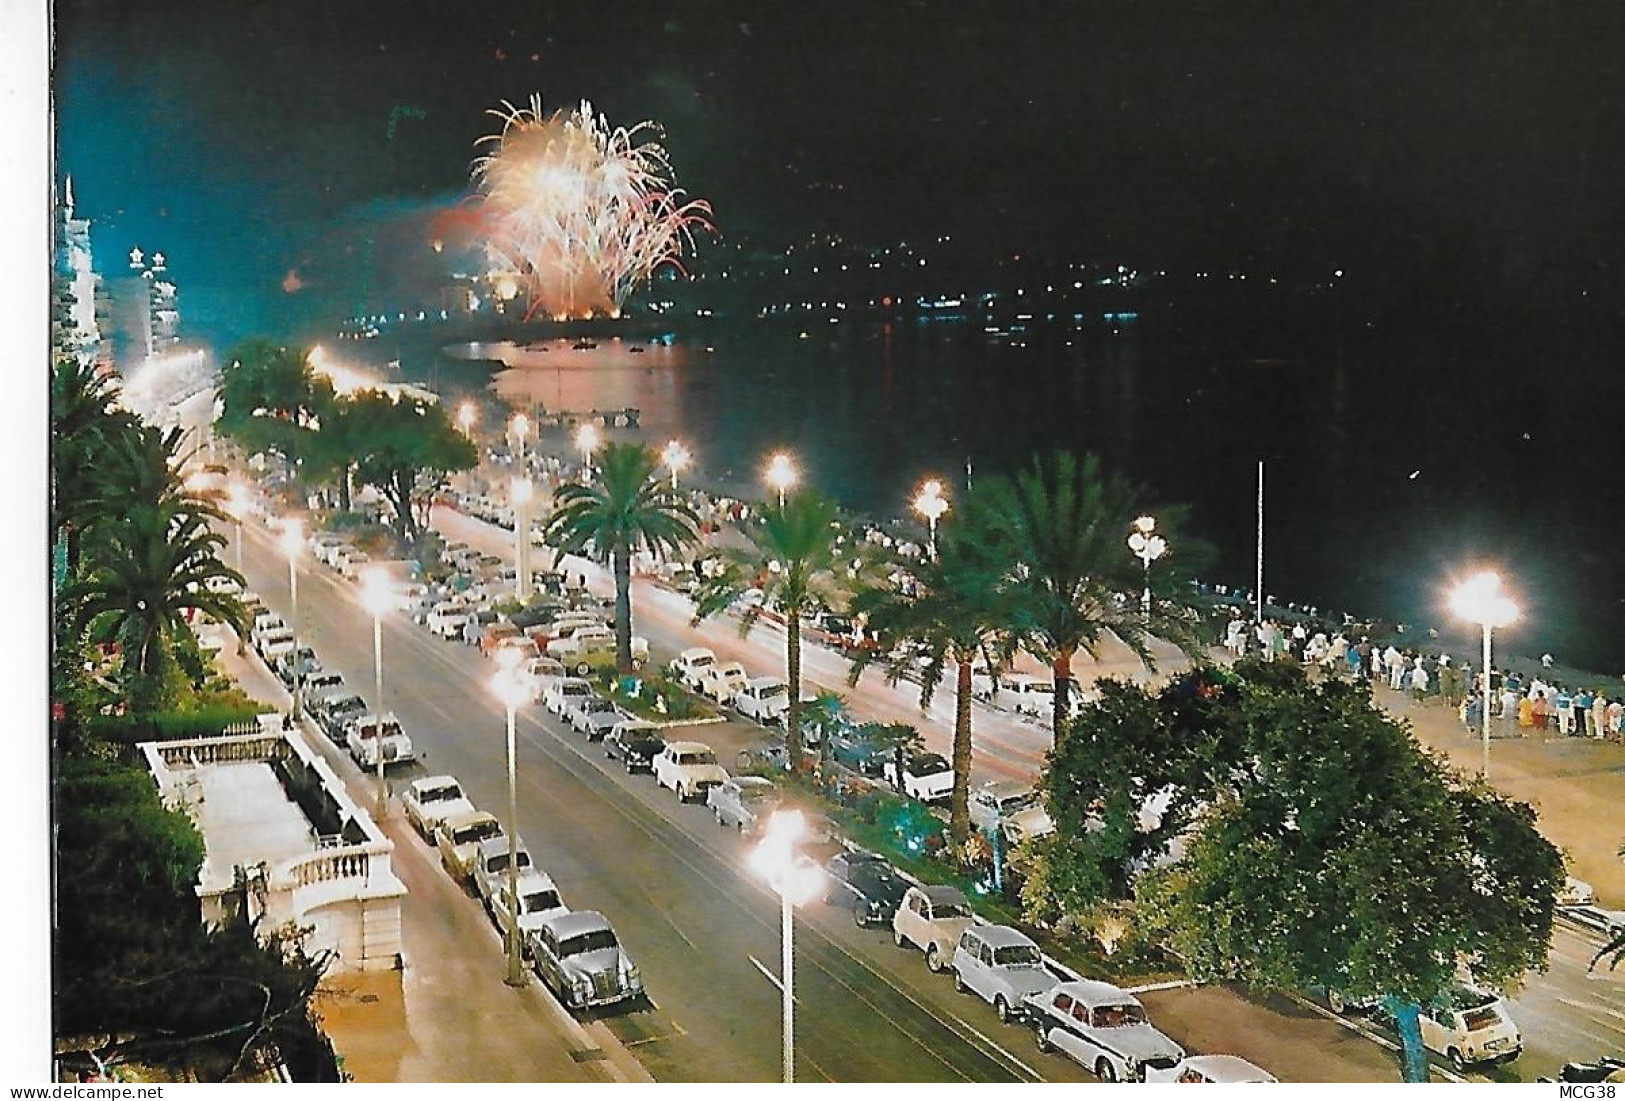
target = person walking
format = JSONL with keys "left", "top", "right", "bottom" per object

{"left": 1556, "top": 686, "right": 1575, "bottom": 735}
{"left": 1590, "top": 692, "right": 1608, "bottom": 740}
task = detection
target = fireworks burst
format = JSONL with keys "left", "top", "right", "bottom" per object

{"left": 471, "top": 95, "right": 714, "bottom": 321}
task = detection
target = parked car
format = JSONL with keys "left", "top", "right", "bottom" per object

{"left": 547, "top": 627, "right": 648, "bottom": 673}
{"left": 490, "top": 868, "right": 569, "bottom": 947}
{"left": 1558, "top": 876, "right": 1595, "bottom": 906}
{"left": 829, "top": 723, "right": 892, "bottom": 777}
{"left": 310, "top": 691, "right": 366, "bottom": 740}
{"left": 891, "top": 885, "right": 975, "bottom": 972}
{"left": 303, "top": 670, "right": 345, "bottom": 698}
{"left": 604, "top": 721, "right": 665, "bottom": 773}
{"left": 1416, "top": 986, "right": 1522, "bottom": 1070}
{"left": 479, "top": 622, "right": 523, "bottom": 657}
{"left": 435, "top": 811, "right": 505, "bottom": 881}
{"left": 344, "top": 713, "right": 416, "bottom": 768}
{"left": 652, "top": 741, "right": 729, "bottom": 802}
{"left": 968, "top": 781, "right": 1055, "bottom": 845}
{"left": 824, "top": 850, "right": 909, "bottom": 928}
{"left": 669, "top": 647, "right": 716, "bottom": 691}
{"left": 995, "top": 673, "right": 1055, "bottom": 717}
{"left": 337, "top": 549, "right": 372, "bottom": 579}
{"left": 401, "top": 775, "right": 476, "bottom": 840}
{"left": 707, "top": 776, "right": 780, "bottom": 833}
{"left": 572, "top": 697, "right": 628, "bottom": 742}
{"left": 696, "top": 660, "right": 749, "bottom": 704}
{"left": 543, "top": 677, "right": 594, "bottom": 717}
{"left": 951, "top": 924, "right": 1057, "bottom": 1024}
{"left": 426, "top": 601, "right": 474, "bottom": 639}
{"left": 258, "top": 628, "right": 298, "bottom": 665}
{"left": 732, "top": 677, "right": 791, "bottom": 725}
{"left": 882, "top": 752, "right": 954, "bottom": 803}
{"left": 1545, "top": 1056, "right": 1625, "bottom": 1084}
{"left": 275, "top": 645, "right": 322, "bottom": 688}
{"left": 528, "top": 910, "right": 645, "bottom": 1012}
{"left": 1145, "top": 1055, "right": 1278, "bottom": 1084}
{"left": 1026, "top": 980, "right": 1185, "bottom": 1082}
{"left": 472, "top": 835, "right": 534, "bottom": 911}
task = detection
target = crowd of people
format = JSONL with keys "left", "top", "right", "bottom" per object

{"left": 1223, "top": 616, "right": 1624, "bottom": 741}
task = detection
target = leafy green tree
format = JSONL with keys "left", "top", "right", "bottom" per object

{"left": 978, "top": 451, "right": 1210, "bottom": 741}
{"left": 545, "top": 442, "right": 699, "bottom": 673}
{"left": 51, "top": 356, "right": 142, "bottom": 568}
{"left": 849, "top": 512, "right": 1016, "bottom": 843}
{"left": 692, "top": 490, "right": 868, "bottom": 771}
{"left": 347, "top": 390, "right": 476, "bottom": 542}
{"left": 1050, "top": 661, "right": 1562, "bottom": 1083}
{"left": 215, "top": 339, "right": 330, "bottom": 479}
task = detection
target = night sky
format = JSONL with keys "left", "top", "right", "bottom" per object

{"left": 53, "top": 0, "right": 1625, "bottom": 344}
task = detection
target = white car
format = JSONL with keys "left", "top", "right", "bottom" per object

{"left": 1026, "top": 980, "right": 1185, "bottom": 1082}
{"left": 426, "top": 601, "right": 473, "bottom": 639}
{"left": 472, "top": 835, "right": 534, "bottom": 910}
{"left": 520, "top": 656, "right": 568, "bottom": 701}
{"left": 707, "top": 776, "right": 780, "bottom": 833}
{"left": 547, "top": 627, "right": 649, "bottom": 672}
{"left": 652, "top": 741, "right": 730, "bottom": 803}
{"left": 732, "top": 677, "right": 791, "bottom": 725}
{"left": 882, "top": 752, "right": 954, "bottom": 803}
{"left": 337, "top": 550, "right": 372, "bottom": 579}
{"left": 670, "top": 647, "right": 716, "bottom": 691}
{"left": 490, "top": 868, "right": 569, "bottom": 947}
{"left": 436, "top": 811, "right": 505, "bottom": 881}
{"left": 951, "top": 924, "right": 1057, "bottom": 1024}
{"left": 1558, "top": 875, "right": 1595, "bottom": 906}
{"left": 344, "top": 713, "right": 416, "bottom": 767}
{"left": 697, "top": 661, "right": 750, "bottom": 704}
{"left": 968, "top": 781, "right": 1055, "bottom": 845}
{"left": 998, "top": 673, "right": 1055, "bottom": 717}
{"left": 258, "top": 628, "right": 298, "bottom": 665}
{"left": 401, "top": 775, "right": 476, "bottom": 839}
{"left": 892, "top": 885, "right": 975, "bottom": 972}
{"left": 543, "top": 677, "right": 594, "bottom": 717}
{"left": 1418, "top": 986, "right": 1521, "bottom": 1070}
{"left": 1144, "top": 1055, "right": 1277, "bottom": 1084}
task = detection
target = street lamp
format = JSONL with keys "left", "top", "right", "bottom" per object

{"left": 359, "top": 566, "right": 394, "bottom": 819}
{"left": 575, "top": 422, "right": 600, "bottom": 482}
{"left": 1127, "top": 515, "right": 1168, "bottom": 621}
{"left": 912, "top": 479, "right": 949, "bottom": 560}
{"left": 458, "top": 400, "right": 478, "bottom": 436}
{"left": 662, "top": 440, "right": 692, "bottom": 490}
{"left": 279, "top": 518, "right": 305, "bottom": 720}
{"left": 764, "top": 452, "right": 797, "bottom": 509}
{"left": 490, "top": 650, "right": 531, "bottom": 987}
{"left": 512, "top": 477, "right": 533, "bottom": 601}
{"left": 1450, "top": 570, "right": 1518, "bottom": 779}
{"left": 748, "top": 810, "right": 824, "bottom": 1084}
{"left": 510, "top": 412, "right": 531, "bottom": 468}
{"left": 225, "top": 481, "right": 251, "bottom": 574}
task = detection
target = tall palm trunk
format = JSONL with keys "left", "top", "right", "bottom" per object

{"left": 949, "top": 653, "right": 975, "bottom": 844}
{"left": 1052, "top": 647, "right": 1076, "bottom": 743}
{"left": 786, "top": 611, "right": 803, "bottom": 772}
{"left": 613, "top": 545, "right": 633, "bottom": 674}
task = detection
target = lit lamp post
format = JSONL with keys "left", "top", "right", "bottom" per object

{"left": 1127, "top": 515, "right": 1168, "bottom": 621}
{"left": 1450, "top": 570, "right": 1518, "bottom": 779}
{"left": 359, "top": 566, "right": 394, "bottom": 818}
{"left": 225, "top": 482, "right": 251, "bottom": 574}
{"left": 512, "top": 476, "right": 533, "bottom": 601}
{"left": 458, "top": 400, "right": 478, "bottom": 437}
{"left": 280, "top": 518, "right": 305, "bottom": 720}
{"left": 510, "top": 412, "right": 531, "bottom": 473}
{"left": 912, "top": 479, "right": 949, "bottom": 560}
{"left": 764, "top": 452, "right": 798, "bottom": 509}
{"left": 748, "top": 810, "right": 824, "bottom": 1084}
{"left": 662, "top": 440, "right": 692, "bottom": 491}
{"left": 575, "top": 422, "right": 600, "bottom": 483}
{"left": 490, "top": 651, "right": 530, "bottom": 987}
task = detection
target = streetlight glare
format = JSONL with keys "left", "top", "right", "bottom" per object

{"left": 663, "top": 439, "right": 691, "bottom": 473}
{"left": 279, "top": 517, "right": 304, "bottom": 557}
{"left": 511, "top": 476, "right": 534, "bottom": 505}
{"left": 765, "top": 452, "right": 798, "bottom": 507}
{"left": 490, "top": 666, "right": 530, "bottom": 710}
{"left": 458, "top": 401, "right": 478, "bottom": 433}
{"left": 359, "top": 566, "right": 395, "bottom": 617}
{"left": 576, "top": 422, "right": 600, "bottom": 454}
{"left": 511, "top": 412, "right": 531, "bottom": 440}
{"left": 1450, "top": 570, "right": 1518, "bottom": 628}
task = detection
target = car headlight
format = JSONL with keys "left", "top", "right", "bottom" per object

{"left": 623, "top": 963, "right": 642, "bottom": 990}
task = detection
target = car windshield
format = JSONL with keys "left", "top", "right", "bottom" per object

{"left": 1092, "top": 1003, "right": 1146, "bottom": 1028}
{"left": 914, "top": 755, "right": 949, "bottom": 774}
{"left": 455, "top": 820, "right": 502, "bottom": 845}
{"left": 1000, "top": 792, "right": 1039, "bottom": 813}
{"left": 560, "top": 929, "right": 619, "bottom": 956}
{"left": 994, "top": 944, "right": 1042, "bottom": 967}
{"left": 487, "top": 851, "right": 531, "bottom": 873}
{"left": 741, "top": 786, "right": 779, "bottom": 804}
{"left": 935, "top": 900, "right": 972, "bottom": 919}
{"left": 423, "top": 783, "right": 462, "bottom": 804}
{"left": 685, "top": 751, "right": 718, "bottom": 766}
{"left": 523, "top": 889, "right": 562, "bottom": 913}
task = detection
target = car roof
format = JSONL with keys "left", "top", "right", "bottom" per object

{"left": 978, "top": 780, "right": 1034, "bottom": 798}
{"left": 912, "top": 884, "right": 970, "bottom": 906}
{"left": 475, "top": 835, "right": 527, "bottom": 858}
{"left": 510, "top": 867, "right": 558, "bottom": 892}
{"left": 542, "top": 909, "right": 613, "bottom": 938}
{"left": 679, "top": 647, "right": 714, "bottom": 658}
{"left": 442, "top": 810, "right": 499, "bottom": 831}
{"left": 746, "top": 676, "right": 786, "bottom": 690}
{"left": 1177, "top": 1055, "right": 1275, "bottom": 1082}
{"left": 1052, "top": 979, "right": 1138, "bottom": 1006}
{"left": 967, "top": 923, "right": 1039, "bottom": 949}
{"left": 410, "top": 774, "right": 462, "bottom": 793}
{"left": 665, "top": 740, "right": 713, "bottom": 753}
{"left": 732, "top": 776, "right": 776, "bottom": 791}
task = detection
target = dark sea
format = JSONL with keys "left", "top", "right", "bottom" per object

{"left": 394, "top": 298, "right": 1624, "bottom": 676}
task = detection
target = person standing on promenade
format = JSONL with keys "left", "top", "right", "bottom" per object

{"left": 1556, "top": 686, "right": 1575, "bottom": 735}
{"left": 1385, "top": 645, "right": 1405, "bottom": 690}
{"left": 1608, "top": 697, "right": 1623, "bottom": 741}
{"left": 1518, "top": 692, "right": 1536, "bottom": 731}
{"left": 1577, "top": 686, "right": 1595, "bottom": 736}
{"left": 1591, "top": 692, "right": 1608, "bottom": 740}
{"left": 1500, "top": 681, "right": 1518, "bottom": 725}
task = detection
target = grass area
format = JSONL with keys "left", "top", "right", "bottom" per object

{"left": 593, "top": 668, "right": 720, "bottom": 723}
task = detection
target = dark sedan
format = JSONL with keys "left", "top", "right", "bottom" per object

{"left": 604, "top": 721, "right": 665, "bottom": 773}
{"left": 824, "top": 849, "right": 909, "bottom": 927}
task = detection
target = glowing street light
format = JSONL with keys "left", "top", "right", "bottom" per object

{"left": 1127, "top": 515, "right": 1168, "bottom": 621}
{"left": 224, "top": 481, "right": 251, "bottom": 573}
{"left": 575, "top": 422, "right": 600, "bottom": 482}
{"left": 748, "top": 810, "right": 825, "bottom": 1083}
{"left": 458, "top": 401, "right": 478, "bottom": 436}
{"left": 662, "top": 440, "right": 692, "bottom": 490}
{"left": 1450, "top": 570, "right": 1518, "bottom": 778}
{"left": 764, "top": 452, "right": 797, "bottom": 509}
{"left": 279, "top": 518, "right": 305, "bottom": 720}
{"left": 512, "top": 477, "right": 534, "bottom": 601}
{"left": 490, "top": 649, "right": 531, "bottom": 987}
{"left": 510, "top": 412, "right": 531, "bottom": 467}
{"left": 359, "top": 566, "right": 395, "bottom": 819}
{"left": 912, "top": 479, "right": 949, "bottom": 560}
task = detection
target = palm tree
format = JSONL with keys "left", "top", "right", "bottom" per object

{"left": 67, "top": 500, "right": 247, "bottom": 711}
{"left": 51, "top": 356, "right": 141, "bottom": 566}
{"left": 849, "top": 515, "right": 1016, "bottom": 843}
{"left": 979, "top": 451, "right": 1209, "bottom": 741}
{"left": 545, "top": 442, "right": 699, "bottom": 674}
{"left": 692, "top": 490, "right": 863, "bottom": 772}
